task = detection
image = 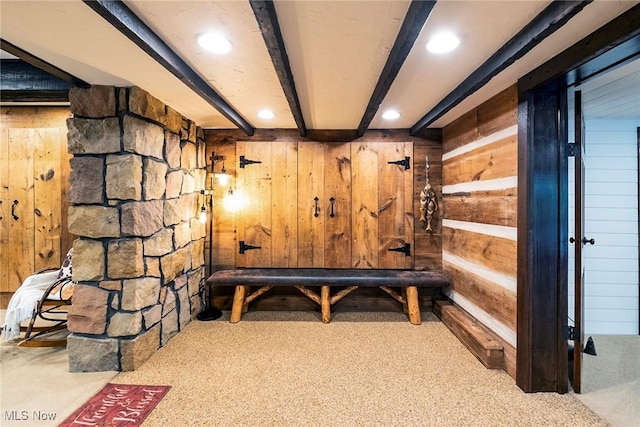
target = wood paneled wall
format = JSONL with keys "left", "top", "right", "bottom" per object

{"left": 0, "top": 107, "right": 73, "bottom": 296}
{"left": 441, "top": 86, "right": 518, "bottom": 378}
{"left": 204, "top": 129, "right": 443, "bottom": 274}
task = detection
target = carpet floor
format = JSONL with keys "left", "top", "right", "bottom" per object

{"left": 110, "top": 311, "right": 608, "bottom": 426}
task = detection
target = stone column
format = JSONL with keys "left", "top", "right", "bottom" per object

{"left": 66, "top": 86, "right": 207, "bottom": 372}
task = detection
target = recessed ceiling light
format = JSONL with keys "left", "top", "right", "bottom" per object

{"left": 426, "top": 32, "right": 460, "bottom": 54}
{"left": 382, "top": 110, "right": 400, "bottom": 120}
{"left": 197, "top": 33, "right": 232, "bottom": 54}
{"left": 258, "top": 109, "right": 276, "bottom": 119}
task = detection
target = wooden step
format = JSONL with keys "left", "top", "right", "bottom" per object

{"left": 434, "top": 299, "right": 503, "bottom": 369}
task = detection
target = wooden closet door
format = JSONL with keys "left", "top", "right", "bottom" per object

{"left": 298, "top": 142, "right": 351, "bottom": 268}
{"left": 33, "top": 128, "right": 64, "bottom": 272}
{"left": 0, "top": 129, "right": 10, "bottom": 290}
{"left": 323, "top": 143, "right": 351, "bottom": 268}
{"left": 236, "top": 141, "right": 297, "bottom": 267}
{"left": 237, "top": 141, "right": 271, "bottom": 268}
{"left": 297, "top": 142, "right": 325, "bottom": 267}
{"left": 352, "top": 142, "right": 379, "bottom": 268}
{"left": 377, "top": 142, "right": 413, "bottom": 269}
{"left": 271, "top": 142, "right": 298, "bottom": 267}
{"left": 4, "top": 129, "right": 36, "bottom": 291}
{"left": 1, "top": 128, "right": 65, "bottom": 292}
{"left": 351, "top": 141, "right": 414, "bottom": 269}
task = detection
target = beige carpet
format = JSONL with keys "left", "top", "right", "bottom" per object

{"left": 575, "top": 334, "right": 640, "bottom": 427}
{"left": 111, "top": 311, "right": 607, "bottom": 427}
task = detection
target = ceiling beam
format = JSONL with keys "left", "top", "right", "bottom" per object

{"left": 1, "top": 39, "right": 88, "bottom": 87}
{"left": 1, "top": 59, "right": 73, "bottom": 102}
{"left": 519, "top": 3, "right": 640, "bottom": 93}
{"left": 250, "top": 0, "right": 307, "bottom": 137}
{"left": 357, "top": 0, "right": 437, "bottom": 137}
{"left": 411, "top": 0, "right": 593, "bottom": 135}
{"left": 82, "top": 0, "right": 255, "bottom": 136}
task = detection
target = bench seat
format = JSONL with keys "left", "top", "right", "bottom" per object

{"left": 207, "top": 268, "right": 449, "bottom": 324}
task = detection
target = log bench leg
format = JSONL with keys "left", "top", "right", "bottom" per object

{"left": 321, "top": 285, "right": 330, "bottom": 324}
{"left": 402, "top": 287, "right": 409, "bottom": 314}
{"left": 230, "top": 285, "right": 246, "bottom": 323}
{"left": 405, "top": 286, "right": 421, "bottom": 325}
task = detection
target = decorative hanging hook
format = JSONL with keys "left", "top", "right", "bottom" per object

{"left": 419, "top": 155, "right": 438, "bottom": 232}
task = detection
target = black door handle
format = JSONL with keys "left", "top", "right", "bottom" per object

{"left": 329, "top": 197, "right": 335, "bottom": 218}
{"left": 314, "top": 197, "right": 320, "bottom": 217}
{"left": 569, "top": 237, "right": 595, "bottom": 245}
{"left": 11, "top": 200, "right": 19, "bottom": 221}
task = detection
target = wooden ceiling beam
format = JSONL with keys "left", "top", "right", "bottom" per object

{"left": 357, "top": 1, "right": 437, "bottom": 137}
{"left": 1, "top": 39, "right": 88, "bottom": 88}
{"left": 0, "top": 59, "right": 73, "bottom": 102}
{"left": 82, "top": 0, "right": 255, "bottom": 136}
{"left": 519, "top": 3, "right": 640, "bottom": 93}
{"left": 411, "top": 0, "right": 593, "bottom": 135}
{"left": 250, "top": 0, "right": 307, "bottom": 137}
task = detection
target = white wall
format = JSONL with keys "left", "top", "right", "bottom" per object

{"left": 569, "top": 119, "right": 639, "bottom": 335}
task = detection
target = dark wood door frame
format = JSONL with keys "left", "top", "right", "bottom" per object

{"left": 516, "top": 5, "right": 640, "bottom": 393}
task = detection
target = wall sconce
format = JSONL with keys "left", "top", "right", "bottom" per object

{"left": 213, "top": 154, "right": 228, "bottom": 187}
{"left": 197, "top": 152, "right": 227, "bottom": 322}
{"left": 199, "top": 153, "right": 227, "bottom": 224}
{"left": 216, "top": 161, "right": 229, "bottom": 186}
{"left": 199, "top": 189, "right": 213, "bottom": 224}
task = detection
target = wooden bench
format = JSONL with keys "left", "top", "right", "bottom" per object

{"left": 207, "top": 268, "right": 449, "bottom": 325}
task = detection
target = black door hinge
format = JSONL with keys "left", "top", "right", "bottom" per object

{"left": 388, "top": 242, "right": 411, "bottom": 257}
{"left": 387, "top": 156, "right": 411, "bottom": 170}
{"left": 567, "top": 143, "right": 577, "bottom": 157}
{"left": 239, "top": 156, "right": 262, "bottom": 168}
{"left": 239, "top": 241, "right": 262, "bottom": 254}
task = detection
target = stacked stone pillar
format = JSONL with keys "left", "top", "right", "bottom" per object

{"left": 65, "top": 86, "right": 207, "bottom": 371}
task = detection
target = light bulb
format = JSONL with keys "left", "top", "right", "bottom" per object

{"left": 199, "top": 205, "right": 207, "bottom": 224}
{"left": 216, "top": 172, "right": 229, "bottom": 186}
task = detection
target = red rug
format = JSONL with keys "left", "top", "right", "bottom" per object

{"left": 59, "top": 383, "right": 170, "bottom": 427}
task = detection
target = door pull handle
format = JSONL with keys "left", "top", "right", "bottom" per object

{"left": 569, "top": 237, "right": 595, "bottom": 245}
{"left": 329, "top": 197, "right": 335, "bottom": 218}
{"left": 314, "top": 197, "right": 320, "bottom": 217}
{"left": 11, "top": 199, "right": 19, "bottom": 221}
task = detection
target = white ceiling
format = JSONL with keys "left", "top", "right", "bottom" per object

{"left": 0, "top": 0, "right": 638, "bottom": 131}
{"left": 579, "top": 59, "right": 640, "bottom": 120}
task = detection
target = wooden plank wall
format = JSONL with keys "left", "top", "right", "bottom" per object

{"left": 204, "top": 129, "right": 442, "bottom": 310}
{"left": 205, "top": 129, "right": 442, "bottom": 274}
{"left": 441, "top": 85, "right": 518, "bottom": 378}
{"left": 0, "top": 107, "right": 72, "bottom": 303}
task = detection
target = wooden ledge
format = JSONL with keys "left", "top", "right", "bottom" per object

{"left": 434, "top": 299, "right": 503, "bottom": 370}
